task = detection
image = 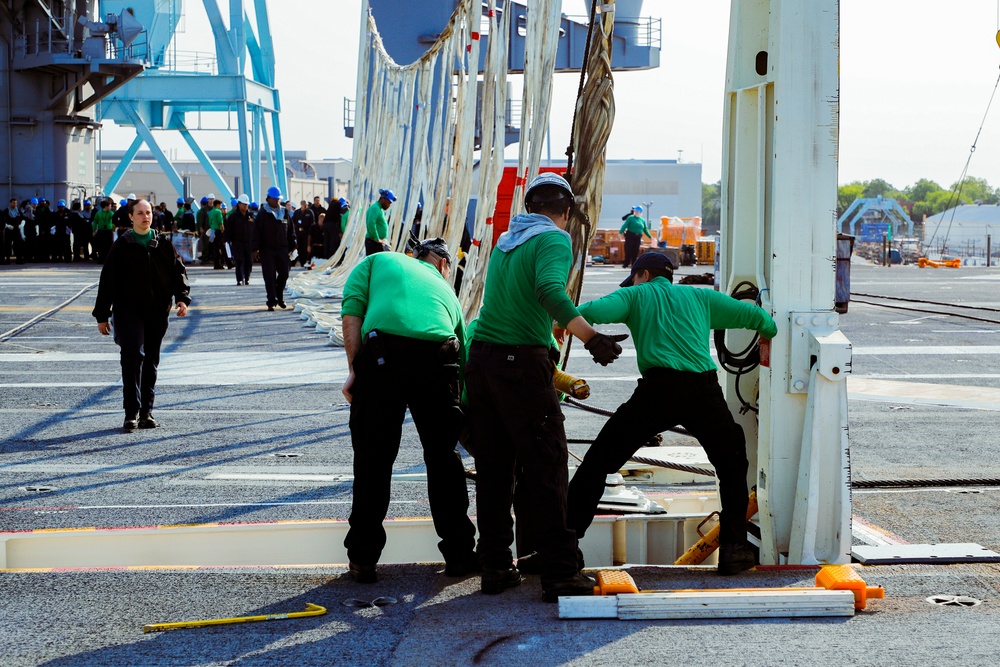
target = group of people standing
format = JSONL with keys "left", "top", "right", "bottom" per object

{"left": 340, "top": 172, "right": 779, "bottom": 603}
{"left": 1, "top": 196, "right": 110, "bottom": 264}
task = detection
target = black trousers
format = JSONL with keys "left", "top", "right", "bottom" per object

{"left": 232, "top": 241, "right": 253, "bottom": 283}
{"left": 94, "top": 230, "right": 113, "bottom": 263}
{"left": 111, "top": 310, "right": 169, "bottom": 417}
{"left": 345, "top": 332, "right": 475, "bottom": 565}
{"left": 210, "top": 231, "right": 226, "bottom": 269}
{"left": 466, "top": 342, "right": 578, "bottom": 578}
{"left": 365, "top": 238, "right": 388, "bottom": 256}
{"left": 73, "top": 232, "right": 91, "bottom": 261}
{"left": 259, "top": 248, "right": 290, "bottom": 307}
{"left": 296, "top": 232, "right": 311, "bottom": 266}
{"left": 567, "top": 367, "right": 750, "bottom": 546}
{"left": 623, "top": 231, "right": 641, "bottom": 267}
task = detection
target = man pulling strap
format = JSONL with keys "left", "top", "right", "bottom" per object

{"left": 567, "top": 252, "right": 778, "bottom": 575}
{"left": 467, "top": 172, "right": 627, "bottom": 603}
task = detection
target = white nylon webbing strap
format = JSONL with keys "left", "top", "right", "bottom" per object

{"left": 287, "top": 1, "right": 567, "bottom": 335}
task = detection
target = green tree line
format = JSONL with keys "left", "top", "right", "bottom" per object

{"left": 701, "top": 176, "right": 999, "bottom": 230}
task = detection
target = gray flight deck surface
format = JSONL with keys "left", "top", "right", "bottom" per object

{"left": 1, "top": 262, "right": 999, "bottom": 666}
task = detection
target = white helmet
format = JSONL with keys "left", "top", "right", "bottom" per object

{"left": 237, "top": 194, "right": 250, "bottom": 205}
{"left": 524, "top": 172, "right": 574, "bottom": 207}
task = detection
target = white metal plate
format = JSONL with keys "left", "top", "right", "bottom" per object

{"left": 853, "top": 543, "right": 1000, "bottom": 565}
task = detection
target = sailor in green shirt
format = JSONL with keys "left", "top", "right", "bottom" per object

{"left": 567, "top": 252, "right": 778, "bottom": 576}
{"left": 91, "top": 199, "right": 116, "bottom": 263}
{"left": 619, "top": 204, "right": 653, "bottom": 268}
{"left": 467, "top": 172, "right": 627, "bottom": 603}
{"left": 364, "top": 188, "right": 395, "bottom": 256}
{"left": 208, "top": 200, "right": 226, "bottom": 269}
{"left": 340, "top": 238, "right": 476, "bottom": 584}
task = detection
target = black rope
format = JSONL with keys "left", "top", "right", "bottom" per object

{"left": 565, "top": 0, "right": 600, "bottom": 177}
{"left": 851, "top": 292, "right": 1000, "bottom": 315}
{"left": 851, "top": 299, "right": 1000, "bottom": 326}
{"left": 853, "top": 478, "right": 1000, "bottom": 489}
{"left": 563, "top": 396, "right": 692, "bottom": 436}
{"left": 713, "top": 281, "right": 762, "bottom": 414}
{"left": 927, "top": 68, "right": 1000, "bottom": 254}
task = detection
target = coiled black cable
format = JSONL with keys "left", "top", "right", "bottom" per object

{"left": 713, "top": 281, "right": 763, "bottom": 414}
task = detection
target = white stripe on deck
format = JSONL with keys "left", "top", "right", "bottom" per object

{"left": 0, "top": 350, "right": 348, "bottom": 385}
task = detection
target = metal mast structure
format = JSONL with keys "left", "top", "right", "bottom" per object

{"left": 97, "top": 0, "right": 285, "bottom": 202}
{"left": 1, "top": 0, "right": 146, "bottom": 202}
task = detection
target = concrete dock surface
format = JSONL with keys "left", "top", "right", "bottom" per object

{"left": 2, "top": 262, "right": 999, "bottom": 666}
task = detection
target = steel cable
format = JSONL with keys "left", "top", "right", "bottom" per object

{"left": 851, "top": 292, "right": 1000, "bottom": 314}
{"left": 0, "top": 281, "right": 99, "bottom": 343}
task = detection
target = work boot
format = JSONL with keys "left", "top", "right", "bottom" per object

{"left": 349, "top": 562, "right": 377, "bottom": 584}
{"left": 277, "top": 301, "right": 287, "bottom": 309}
{"left": 480, "top": 567, "right": 521, "bottom": 595}
{"left": 718, "top": 542, "right": 757, "bottom": 576}
{"left": 541, "top": 572, "right": 595, "bottom": 603}
{"left": 444, "top": 553, "right": 480, "bottom": 577}
{"left": 138, "top": 413, "right": 159, "bottom": 429}
{"left": 517, "top": 547, "right": 585, "bottom": 575}
{"left": 122, "top": 414, "right": 139, "bottom": 432}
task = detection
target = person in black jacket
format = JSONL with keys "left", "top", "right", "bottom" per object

{"left": 291, "top": 200, "right": 315, "bottom": 267}
{"left": 226, "top": 194, "right": 255, "bottom": 285}
{"left": 324, "top": 198, "right": 343, "bottom": 257}
{"left": 253, "top": 186, "right": 296, "bottom": 311}
{"left": 93, "top": 199, "right": 191, "bottom": 432}
{"left": 1, "top": 197, "right": 22, "bottom": 264}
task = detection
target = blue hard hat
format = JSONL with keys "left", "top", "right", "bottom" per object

{"left": 30, "top": 197, "right": 38, "bottom": 205}
{"left": 266, "top": 186, "right": 282, "bottom": 200}
{"left": 231, "top": 198, "right": 239, "bottom": 207}
{"left": 633, "top": 205, "right": 643, "bottom": 213}
{"left": 200, "top": 196, "right": 209, "bottom": 205}
{"left": 378, "top": 188, "right": 396, "bottom": 203}
{"left": 120, "top": 199, "right": 127, "bottom": 206}
{"left": 338, "top": 197, "right": 347, "bottom": 207}
{"left": 57, "top": 199, "right": 66, "bottom": 207}
{"left": 84, "top": 199, "right": 92, "bottom": 205}
{"left": 176, "top": 197, "right": 184, "bottom": 205}
{"left": 249, "top": 201, "right": 259, "bottom": 210}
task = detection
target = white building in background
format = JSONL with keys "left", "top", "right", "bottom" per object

{"left": 97, "top": 151, "right": 352, "bottom": 204}
{"left": 594, "top": 159, "right": 702, "bottom": 229}
{"left": 923, "top": 204, "right": 1000, "bottom": 260}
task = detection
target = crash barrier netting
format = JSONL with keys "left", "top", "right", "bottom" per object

{"left": 288, "top": 0, "right": 560, "bottom": 343}
{"left": 287, "top": 1, "right": 577, "bottom": 345}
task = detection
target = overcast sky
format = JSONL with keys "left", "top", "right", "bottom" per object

{"left": 101, "top": 0, "right": 1000, "bottom": 190}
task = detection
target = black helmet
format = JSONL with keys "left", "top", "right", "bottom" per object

{"left": 414, "top": 237, "right": 452, "bottom": 264}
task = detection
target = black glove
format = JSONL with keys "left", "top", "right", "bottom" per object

{"left": 584, "top": 332, "right": 629, "bottom": 366}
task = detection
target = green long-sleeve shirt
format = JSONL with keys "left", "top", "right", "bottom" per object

{"left": 365, "top": 201, "right": 388, "bottom": 240}
{"left": 342, "top": 252, "right": 466, "bottom": 357}
{"left": 341, "top": 211, "right": 349, "bottom": 233}
{"left": 208, "top": 208, "right": 224, "bottom": 231}
{"left": 472, "top": 231, "right": 581, "bottom": 347}
{"left": 620, "top": 214, "right": 652, "bottom": 238}
{"left": 578, "top": 277, "right": 777, "bottom": 374}
{"left": 92, "top": 209, "right": 115, "bottom": 233}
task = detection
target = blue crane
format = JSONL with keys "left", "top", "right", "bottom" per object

{"left": 97, "top": 0, "right": 285, "bottom": 202}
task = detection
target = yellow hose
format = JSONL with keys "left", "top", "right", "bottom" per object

{"left": 554, "top": 365, "right": 590, "bottom": 399}
{"left": 674, "top": 492, "right": 758, "bottom": 565}
{"left": 143, "top": 603, "right": 326, "bottom": 633}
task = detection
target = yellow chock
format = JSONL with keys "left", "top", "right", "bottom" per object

{"left": 553, "top": 365, "right": 591, "bottom": 399}
{"left": 816, "top": 565, "right": 884, "bottom": 610}
{"left": 143, "top": 602, "right": 327, "bottom": 633}
{"left": 674, "top": 492, "right": 758, "bottom": 566}
{"left": 593, "top": 570, "right": 640, "bottom": 595}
